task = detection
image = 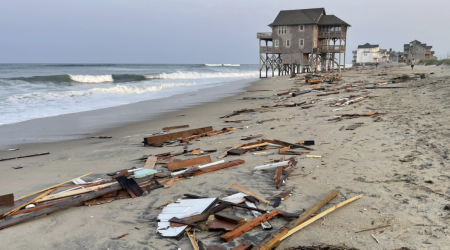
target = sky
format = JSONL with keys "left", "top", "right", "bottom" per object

{"left": 1, "top": 0, "right": 448, "bottom": 64}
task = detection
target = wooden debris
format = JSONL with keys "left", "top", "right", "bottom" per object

{"left": 164, "top": 179, "right": 176, "bottom": 188}
{"left": 0, "top": 194, "right": 14, "bottom": 206}
{"left": 15, "top": 172, "right": 94, "bottom": 201}
{"left": 230, "top": 183, "right": 270, "bottom": 205}
{"left": 281, "top": 195, "right": 363, "bottom": 240}
{"left": 227, "top": 149, "right": 247, "bottom": 156}
{"left": 3, "top": 189, "right": 55, "bottom": 217}
{"left": 218, "top": 144, "right": 243, "bottom": 159}
{"left": 245, "top": 201, "right": 272, "bottom": 230}
{"left": 241, "top": 143, "right": 269, "bottom": 150}
{"left": 144, "top": 127, "right": 213, "bottom": 145}
{"left": 254, "top": 161, "right": 289, "bottom": 170}
{"left": 163, "top": 125, "right": 189, "bottom": 131}
{"left": 207, "top": 246, "right": 226, "bottom": 250}
{"left": 0, "top": 152, "right": 49, "bottom": 162}
{"left": 253, "top": 190, "right": 339, "bottom": 250}
{"left": 167, "top": 155, "right": 211, "bottom": 171}
{"left": 173, "top": 160, "right": 245, "bottom": 178}
{"left": 90, "top": 136, "right": 112, "bottom": 139}
{"left": 279, "top": 146, "right": 290, "bottom": 153}
{"left": 220, "top": 210, "right": 281, "bottom": 242}
{"left": 187, "top": 231, "right": 200, "bottom": 250}
{"left": 274, "top": 166, "right": 283, "bottom": 187}
{"left": 355, "top": 224, "right": 391, "bottom": 233}
{"left": 143, "top": 156, "right": 157, "bottom": 169}
{"left": 206, "top": 218, "right": 238, "bottom": 231}
{"left": 116, "top": 233, "right": 129, "bottom": 239}
{"left": 115, "top": 176, "right": 144, "bottom": 198}
{"left": 214, "top": 212, "right": 246, "bottom": 224}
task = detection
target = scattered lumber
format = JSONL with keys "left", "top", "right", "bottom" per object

{"left": 0, "top": 194, "right": 14, "bottom": 206}
{"left": 0, "top": 152, "right": 49, "bottom": 162}
{"left": 164, "top": 179, "right": 176, "bottom": 188}
{"left": 144, "top": 127, "right": 213, "bottom": 145}
{"left": 274, "top": 166, "right": 283, "bottom": 187}
{"left": 281, "top": 195, "right": 363, "bottom": 240}
{"left": 3, "top": 189, "right": 54, "bottom": 217}
{"left": 163, "top": 125, "right": 189, "bottom": 131}
{"left": 218, "top": 144, "right": 243, "bottom": 159}
{"left": 143, "top": 156, "right": 157, "bottom": 169}
{"left": 15, "top": 172, "right": 93, "bottom": 200}
{"left": 253, "top": 190, "right": 339, "bottom": 250}
{"left": 220, "top": 210, "right": 281, "bottom": 242}
{"left": 167, "top": 155, "right": 212, "bottom": 171}
{"left": 230, "top": 183, "right": 270, "bottom": 205}
{"left": 214, "top": 212, "right": 246, "bottom": 224}
{"left": 173, "top": 160, "right": 245, "bottom": 178}
{"left": 241, "top": 143, "right": 269, "bottom": 150}
{"left": 35, "top": 183, "right": 116, "bottom": 203}
{"left": 115, "top": 176, "right": 144, "bottom": 198}
{"left": 254, "top": 161, "right": 289, "bottom": 170}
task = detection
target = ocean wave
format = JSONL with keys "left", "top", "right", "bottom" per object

{"left": 223, "top": 64, "right": 240, "bottom": 67}
{"left": 147, "top": 71, "right": 258, "bottom": 79}
{"left": 2, "top": 70, "right": 257, "bottom": 84}
{"left": 2, "top": 83, "right": 197, "bottom": 104}
{"left": 69, "top": 74, "right": 114, "bottom": 83}
{"left": 204, "top": 64, "right": 240, "bottom": 67}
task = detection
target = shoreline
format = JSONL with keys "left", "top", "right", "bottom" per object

{"left": 0, "top": 78, "right": 257, "bottom": 149}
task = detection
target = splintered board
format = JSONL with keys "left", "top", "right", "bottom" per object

{"left": 144, "top": 127, "right": 213, "bottom": 144}
{"left": 167, "top": 155, "right": 211, "bottom": 171}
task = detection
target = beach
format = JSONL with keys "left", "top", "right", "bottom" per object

{"left": 1, "top": 63, "right": 450, "bottom": 249}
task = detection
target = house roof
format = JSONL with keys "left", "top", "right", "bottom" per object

{"left": 269, "top": 8, "right": 325, "bottom": 26}
{"left": 318, "top": 15, "right": 350, "bottom": 26}
{"left": 358, "top": 43, "right": 379, "bottom": 49}
{"left": 425, "top": 46, "right": 432, "bottom": 49}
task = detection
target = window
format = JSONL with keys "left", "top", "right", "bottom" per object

{"left": 275, "top": 40, "right": 279, "bottom": 47}
{"left": 286, "top": 39, "right": 290, "bottom": 47}
{"left": 299, "top": 39, "right": 304, "bottom": 46}
{"left": 278, "top": 26, "right": 287, "bottom": 34}
{"left": 314, "top": 40, "right": 317, "bottom": 46}
{"left": 299, "top": 25, "right": 304, "bottom": 31}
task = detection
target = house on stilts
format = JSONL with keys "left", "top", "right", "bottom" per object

{"left": 257, "top": 8, "right": 350, "bottom": 77}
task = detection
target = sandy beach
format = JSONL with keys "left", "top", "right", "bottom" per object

{"left": 1, "top": 63, "right": 450, "bottom": 250}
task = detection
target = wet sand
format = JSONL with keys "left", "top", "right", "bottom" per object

{"left": 1, "top": 63, "right": 450, "bottom": 250}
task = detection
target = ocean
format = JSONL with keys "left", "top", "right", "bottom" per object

{"left": 0, "top": 64, "right": 259, "bottom": 126}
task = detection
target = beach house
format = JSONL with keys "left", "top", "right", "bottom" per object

{"left": 257, "top": 8, "right": 350, "bottom": 77}
{"left": 400, "top": 40, "right": 435, "bottom": 63}
{"left": 355, "top": 43, "right": 380, "bottom": 65}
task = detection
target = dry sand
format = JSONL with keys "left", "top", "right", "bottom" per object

{"left": 1, "top": 63, "right": 450, "bottom": 250}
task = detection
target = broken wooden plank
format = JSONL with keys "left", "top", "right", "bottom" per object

{"left": 232, "top": 242, "right": 253, "bottom": 250}
{"left": 245, "top": 201, "right": 272, "bottom": 229}
{"left": 252, "top": 190, "right": 339, "bottom": 250}
{"left": 261, "top": 139, "right": 314, "bottom": 151}
{"left": 230, "top": 183, "right": 270, "bottom": 205}
{"left": 144, "top": 156, "right": 157, "bottom": 169}
{"left": 274, "top": 166, "right": 283, "bottom": 187}
{"left": 206, "top": 218, "right": 238, "bottom": 231}
{"left": 35, "top": 182, "right": 117, "bottom": 203}
{"left": 167, "top": 155, "right": 211, "bottom": 171}
{"left": 0, "top": 152, "right": 49, "bottom": 162}
{"left": 0, "top": 177, "right": 154, "bottom": 230}
{"left": 180, "top": 159, "right": 245, "bottom": 177}
{"left": 15, "top": 172, "right": 94, "bottom": 201}
{"left": 279, "top": 146, "right": 290, "bottom": 153}
{"left": 164, "top": 179, "right": 176, "bottom": 188}
{"left": 254, "top": 161, "right": 289, "bottom": 170}
{"left": 276, "top": 167, "right": 293, "bottom": 189}
{"left": 240, "top": 143, "right": 268, "bottom": 150}
{"left": 220, "top": 210, "right": 280, "bottom": 242}
{"left": 144, "top": 127, "right": 213, "bottom": 145}
{"left": 214, "top": 212, "right": 246, "bottom": 224}
{"left": 227, "top": 149, "right": 247, "bottom": 156}
{"left": 218, "top": 144, "right": 243, "bottom": 159}
{"left": 281, "top": 195, "right": 363, "bottom": 240}
{"left": 163, "top": 125, "right": 189, "bottom": 131}
{"left": 0, "top": 194, "right": 14, "bottom": 206}
{"left": 3, "top": 189, "right": 55, "bottom": 217}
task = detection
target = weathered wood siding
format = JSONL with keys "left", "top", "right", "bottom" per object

{"left": 272, "top": 25, "right": 315, "bottom": 64}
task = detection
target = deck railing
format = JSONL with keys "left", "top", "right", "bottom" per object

{"left": 257, "top": 32, "right": 273, "bottom": 39}
{"left": 260, "top": 46, "right": 273, "bottom": 52}
{"left": 318, "top": 31, "right": 343, "bottom": 38}
{"left": 314, "top": 45, "right": 345, "bottom": 53}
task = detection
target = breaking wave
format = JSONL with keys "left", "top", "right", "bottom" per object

{"left": 4, "top": 71, "right": 256, "bottom": 84}
{"left": 204, "top": 64, "right": 240, "bottom": 67}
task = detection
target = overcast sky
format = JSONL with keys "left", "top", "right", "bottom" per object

{"left": 1, "top": 0, "right": 448, "bottom": 64}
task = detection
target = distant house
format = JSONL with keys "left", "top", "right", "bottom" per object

{"left": 356, "top": 43, "right": 380, "bottom": 64}
{"left": 257, "top": 8, "right": 350, "bottom": 77}
{"left": 387, "top": 49, "right": 399, "bottom": 63}
{"left": 401, "top": 40, "right": 435, "bottom": 62}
